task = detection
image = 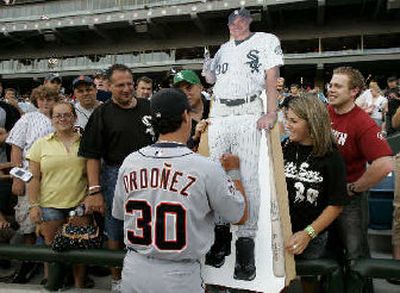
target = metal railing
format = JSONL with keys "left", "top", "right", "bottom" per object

{"left": 0, "top": 0, "right": 202, "bottom": 21}
{"left": 0, "top": 244, "right": 399, "bottom": 292}
{"left": 1, "top": 47, "right": 400, "bottom": 78}
{"left": 0, "top": 50, "right": 176, "bottom": 77}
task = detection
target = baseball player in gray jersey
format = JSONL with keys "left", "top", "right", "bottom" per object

{"left": 202, "top": 8, "right": 284, "bottom": 281}
{"left": 112, "top": 88, "right": 248, "bottom": 293}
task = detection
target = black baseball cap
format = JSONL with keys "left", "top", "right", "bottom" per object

{"left": 94, "top": 69, "right": 108, "bottom": 79}
{"left": 151, "top": 88, "right": 194, "bottom": 119}
{"left": 72, "top": 75, "right": 95, "bottom": 89}
{"left": 228, "top": 8, "right": 252, "bottom": 25}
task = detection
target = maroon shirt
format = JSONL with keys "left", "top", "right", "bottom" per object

{"left": 328, "top": 105, "right": 392, "bottom": 182}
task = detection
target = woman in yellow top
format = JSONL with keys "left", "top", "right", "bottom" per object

{"left": 27, "top": 101, "right": 88, "bottom": 288}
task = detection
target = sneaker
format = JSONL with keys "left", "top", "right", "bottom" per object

{"left": 5, "top": 261, "right": 38, "bottom": 284}
{"left": 111, "top": 279, "right": 122, "bottom": 293}
{"left": 88, "top": 265, "right": 110, "bottom": 277}
{"left": 387, "top": 278, "right": 400, "bottom": 285}
{"left": 83, "top": 277, "right": 95, "bottom": 289}
{"left": 233, "top": 237, "right": 256, "bottom": 281}
{"left": 205, "top": 224, "right": 232, "bottom": 268}
{"left": 0, "top": 259, "right": 11, "bottom": 269}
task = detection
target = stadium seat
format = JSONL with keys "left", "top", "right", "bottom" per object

{"left": 368, "top": 172, "right": 394, "bottom": 230}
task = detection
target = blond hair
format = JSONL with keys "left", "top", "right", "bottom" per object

{"left": 333, "top": 66, "right": 365, "bottom": 98}
{"left": 288, "top": 93, "right": 337, "bottom": 157}
{"left": 30, "top": 85, "right": 60, "bottom": 107}
{"left": 369, "top": 82, "right": 382, "bottom": 94}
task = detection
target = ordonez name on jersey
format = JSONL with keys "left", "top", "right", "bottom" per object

{"left": 122, "top": 162, "right": 197, "bottom": 197}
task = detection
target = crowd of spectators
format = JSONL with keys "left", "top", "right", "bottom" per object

{"left": 0, "top": 66, "right": 398, "bottom": 292}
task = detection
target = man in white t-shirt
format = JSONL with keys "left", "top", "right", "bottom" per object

{"left": 72, "top": 75, "right": 100, "bottom": 131}
{"left": 356, "top": 81, "right": 387, "bottom": 126}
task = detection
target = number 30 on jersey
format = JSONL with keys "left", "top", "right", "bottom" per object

{"left": 125, "top": 199, "right": 187, "bottom": 251}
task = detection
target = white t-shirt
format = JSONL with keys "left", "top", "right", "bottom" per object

{"left": 356, "top": 90, "right": 387, "bottom": 120}
{"left": 0, "top": 107, "right": 7, "bottom": 163}
{"left": 74, "top": 102, "right": 96, "bottom": 129}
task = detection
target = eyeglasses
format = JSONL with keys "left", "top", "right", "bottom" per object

{"left": 52, "top": 113, "right": 74, "bottom": 120}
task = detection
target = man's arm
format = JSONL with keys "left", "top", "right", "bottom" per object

{"left": 86, "top": 158, "right": 101, "bottom": 186}
{"left": 0, "top": 162, "right": 14, "bottom": 180}
{"left": 349, "top": 156, "right": 393, "bottom": 193}
{"left": 392, "top": 107, "right": 400, "bottom": 129}
{"left": 0, "top": 127, "right": 7, "bottom": 146}
{"left": 202, "top": 58, "right": 216, "bottom": 84}
{"left": 10, "top": 145, "right": 25, "bottom": 196}
{"left": 266, "top": 66, "right": 280, "bottom": 114}
{"left": 27, "top": 160, "right": 42, "bottom": 224}
{"left": 83, "top": 158, "right": 105, "bottom": 214}
{"left": 257, "top": 66, "right": 280, "bottom": 130}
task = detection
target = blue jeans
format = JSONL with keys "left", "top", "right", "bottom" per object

{"left": 337, "top": 192, "right": 373, "bottom": 293}
{"left": 101, "top": 164, "right": 123, "bottom": 242}
{"left": 337, "top": 192, "right": 370, "bottom": 261}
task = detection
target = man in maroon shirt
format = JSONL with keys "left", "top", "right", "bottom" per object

{"left": 328, "top": 66, "right": 393, "bottom": 293}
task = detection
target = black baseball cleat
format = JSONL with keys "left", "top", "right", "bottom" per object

{"left": 234, "top": 237, "right": 256, "bottom": 281}
{"left": 205, "top": 224, "right": 232, "bottom": 268}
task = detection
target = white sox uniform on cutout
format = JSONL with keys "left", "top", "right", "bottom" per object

{"left": 211, "top": 32, "right": 283, "bottom": 101}
{"left": 112, "top": 144, "right": 245, "bottom": 293}
{"left": 207, "top": 32, "right": 283, "bottom": 238}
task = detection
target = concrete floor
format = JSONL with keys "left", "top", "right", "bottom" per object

{"left": 0, "top": 263, "right": 399, "bottom": 292}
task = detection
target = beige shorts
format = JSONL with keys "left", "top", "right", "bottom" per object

{"left": 14, "top": 195, "right": 36, "bottom": 234}
{"left": 392, "top": 154, "right": 400, "bottom": 245}
{"left": 393, "top": 207, "right": 400, "bottom": 245}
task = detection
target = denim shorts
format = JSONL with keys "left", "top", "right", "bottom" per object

{"left": 41, "top": 207, "right": 74, "bottom": 222}
{"left": 101, "top": 164, "right": 123, "bottom": 242}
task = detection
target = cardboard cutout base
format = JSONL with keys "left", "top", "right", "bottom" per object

{"left": 202, "top": 131, "right": 285, "bottom": 292}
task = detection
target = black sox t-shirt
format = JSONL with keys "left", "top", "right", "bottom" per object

{"left": 79, "top": 99, "right": 153, "bottom": 165}
{"left": 282, "top": 140, "right": 348, "bottom": 233}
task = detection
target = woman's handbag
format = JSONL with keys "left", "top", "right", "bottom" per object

{"left": 51, "top": 214, "right": 103, "bottom": 252}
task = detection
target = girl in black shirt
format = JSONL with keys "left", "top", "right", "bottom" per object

{"left": 282, "top": 94, "right": 348, "bottom": 260}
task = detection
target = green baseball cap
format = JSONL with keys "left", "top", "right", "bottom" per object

{"left": 173, "top": 70, "right": 201, "bottom": 86}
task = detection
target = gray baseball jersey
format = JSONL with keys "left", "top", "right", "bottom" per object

{"left": 210, "top": 32, "right": 283, "bottom": 101}
{"left": 112, "top": 143, "right": 245, "bottom": 262}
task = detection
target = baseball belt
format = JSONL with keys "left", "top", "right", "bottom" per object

{"left": 218, "top": 94, "right": 258, "bottom": 107}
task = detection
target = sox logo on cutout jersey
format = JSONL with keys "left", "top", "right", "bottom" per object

{"left": 210, "top": 32, "right": 283, "bottom": 101}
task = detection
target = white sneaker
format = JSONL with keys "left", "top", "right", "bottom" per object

{"left": 111, "top": 279, "right": 122, "bottom": 293}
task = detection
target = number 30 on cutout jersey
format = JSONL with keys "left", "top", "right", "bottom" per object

{"left": 112, "top": 144, "right": 245, "bottom": 262}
